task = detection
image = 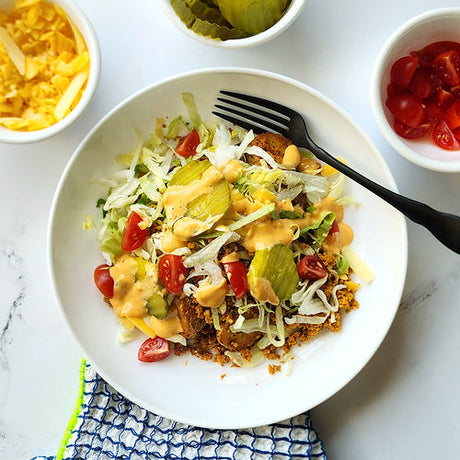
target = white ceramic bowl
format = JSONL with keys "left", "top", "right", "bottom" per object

{"left": 49, "top": 68, "right": 407, "bottom": 429}
{"left": 159, "top": 0, "right": 307, "bottom": 49}
{"left": 371, "top": 8, "right": 460, "bottom": 173}
{"left": 0, "top": 0, "right": 100, "bottom": 144}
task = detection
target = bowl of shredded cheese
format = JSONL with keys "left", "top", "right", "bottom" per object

{"left": 0, "top": 0, "right": 100, "bottom": 143}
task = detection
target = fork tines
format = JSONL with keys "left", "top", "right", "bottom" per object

{"left": 212, "top": 90, "right": 294, "bottom": 136}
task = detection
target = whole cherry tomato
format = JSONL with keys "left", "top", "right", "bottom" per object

{"left": 175, "top": 129, "right": 200, "bottom": 157}
{"left": 297, "top": 255, "right": 328, "bottom": 281}
{"left": 138, "top": 337, "right": 171, "bottom": 362}
{"left": 222, "top": 261, "right": 249, "bottom": 300}
{"left": 158, "top": 254, "right": 187, "bottom": 294}
{"left": 121, "top": 211, "right": 149, "bottom": 252}
{"left": 94, "top": 264, "right": 114, "bottom": 298}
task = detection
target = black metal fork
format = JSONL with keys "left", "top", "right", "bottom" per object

{"left": 213, "top": 90, "right": 460, "bottom": 254}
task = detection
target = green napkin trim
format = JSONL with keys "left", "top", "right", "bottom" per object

{"left": 57, "top": 358, "right": 87, "bottom": 460}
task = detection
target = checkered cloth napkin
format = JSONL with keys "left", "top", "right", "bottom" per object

{"left": 33, "top": 359, "right": 327, "bottom": 460}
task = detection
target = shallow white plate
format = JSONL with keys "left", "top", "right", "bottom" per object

{"left": 48, "top": 68, "right": 407, "bottom": 429}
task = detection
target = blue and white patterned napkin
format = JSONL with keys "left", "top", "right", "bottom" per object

{"left": 33, "top": 360, "right": 327, "bottom": 459}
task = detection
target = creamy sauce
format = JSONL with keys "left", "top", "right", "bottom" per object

{"left": 150, "top": 309, "right": 183, "bottom": 338}
{"left": 196, "top": 279, "right": 228, "bottom": 307}
{"left": 322, "top": 221, "right": 354, "bottom": 253}
{"left": 241, "top": 219, "right": 299, "bottom": 252}
{"left": 231, "top": 192, "right": 263, "bottom": 215}
{"left": 173, "top": 216, "right": 213, "bottom": 239}
{"left": 220, "top": 159, "right": 244, "bottom": 183}
{"left": 241, "top": 196, "right": 346, "bottom": 251}
{"left": 161, "top": 230, "right": 187, "bottom": 253}
{"left": 249, "top": 277, "right": 279, "bottom": 305}
{"left": 162, "top": 165, "right": 224, "bottom": 238}
{"left": 109, "top": 255, "right": 157, "bottom": 318}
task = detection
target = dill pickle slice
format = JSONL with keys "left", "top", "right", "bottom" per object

{"left": 248, "top": 243, "right": 299, "bottom": 301}
{"left": 147, "top": 293, "right": 170, "bottom": 320}
{"left": 169, "top": 159, "right": 212, "bottom": 186}
{"left": 186, "top": 178, "right": 230, "bottom": 220}
{"left": 170, "top": 0, "right": 195, "bottom": 28}
{"left": 168, "top": 159, "right": 231, "bottom": 230}
{"left": 191, "top": 18, "right": 248, "bottom": 40}
{"left": 187, "top": 0, "right": 231, "bottom": 26}
{"left": 216, "top": 0, "right": 289, "bottom": 35}
{"left": 170, "top": 0, "right": 248, "bottom": 40}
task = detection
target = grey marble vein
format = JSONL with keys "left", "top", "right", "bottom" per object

{"left": 0, "top": 242, "right": 25, "bottom": 408}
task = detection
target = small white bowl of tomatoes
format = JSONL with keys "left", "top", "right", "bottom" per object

{"left": 371, "top": 7, "right": 460, "bottom": 173}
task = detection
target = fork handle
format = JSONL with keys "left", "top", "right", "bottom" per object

{"left": 304, "top": 141, "right": 460, "bottom": 254}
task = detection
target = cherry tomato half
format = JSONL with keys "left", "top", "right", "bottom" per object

{"left": 446, "top": 100, "right": 460, "bottom": 131}
{"left": 433, "top": 50, "right": 460, "bottom": 87}
{"left": 297, "top": 255, "right": 328, "bottom": 281}
{"left": 94, "top": 264, "right": 114, "bottom": 298}
{"left": 432, "top": 120, "right": 460, "bottom": 150}
{"left": 393, "top": 118, "right": 431, "bottom": 139}
{"left": 424, "top": 101, "right": 445, "bottom": 121}
{"left": 175, "top": 129, "right": 200, "bottom": 158}
{"left": 138, "top": 337, "right": 171, "bottom": 362}
{"left": 328, "top": 219, "right": 340, "bottom": 235}
{"left": 222, "top": 261, "right": 249, "bottom": 300}
{"left": 121, "top": 211, "right": 149, "bottom": 252}
{"left": 407, "top": 68, "right": 434, "bottom": 98}
{"left": 390, "top": 56, "right": 418, "bottom": 90}
{"left": 437, "top": 88, "right": 454, "bottom": 109}
{"left": 158, "top": 254, "right": 187, "bottom": 294}
{"left": 386, "top": 91, "right": 425, "bottom": 127}
{"left": 416, "top": 41, "right": 460, "bottom": 64}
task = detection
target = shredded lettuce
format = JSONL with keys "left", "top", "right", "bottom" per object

{"left": 183, "top": 231, "right": 240, "bottom": 268}
{"left": 182, "top": 92, "right": 201, "bottom": 129}
{"left": 225, "top": 347, "right": 265, "bottom": 368}
{"left": 300, "top": 212, "right": 335, "bottom": 247}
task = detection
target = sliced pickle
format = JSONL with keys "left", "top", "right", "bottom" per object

{"left": 147, "top": 293, "right": 170, "bottom": 320}
{"left": 186, "top": 178, "right": 230, "bottom": 220}
{"left": 248, "top": 243, "right": 299, "bottom": 301}
{"left": 216, "top": 0, "right": 290, "bottom": 35}
{"left": 135, "top": 257, "right": 147, "bottom": 279}
{"left": 187, "top": 0, "right": 231, "bottom": 26}
{"left": 168, "top": 159, "right": 231, "bottom": 233}
{"left": 169, "top": 159, "right": 211, "bottom": 186}
{"left": 170, "top": 0, "right": 248, "bottom": 40}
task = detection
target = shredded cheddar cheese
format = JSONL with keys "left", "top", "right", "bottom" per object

{"left": 0, "top": 0, "right": 89, "bottom": 131}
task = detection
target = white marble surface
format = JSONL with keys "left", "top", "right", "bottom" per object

{"left": 0, "top": 0, "right": 459, "bottom": 458}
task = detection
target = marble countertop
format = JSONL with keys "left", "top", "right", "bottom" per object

{"left": 1, "top": 0, "right": 459, "bottom": 458}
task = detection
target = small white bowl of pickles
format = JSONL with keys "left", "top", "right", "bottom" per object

{"left": 159, "top": 0, "right": 307, "bottom": 48}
